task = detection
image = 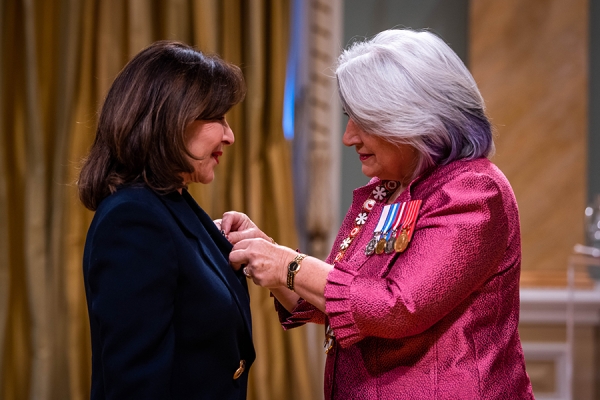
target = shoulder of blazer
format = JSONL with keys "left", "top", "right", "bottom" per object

{"left": 89, "top": 186, "right": 173, "bottom": 236}
{"left": 95, "top": 185, "right": 166, "bottom": 215}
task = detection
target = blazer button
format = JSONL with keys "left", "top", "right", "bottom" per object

{"left": 233, "top": 360, "right": 246, "bottom": 380}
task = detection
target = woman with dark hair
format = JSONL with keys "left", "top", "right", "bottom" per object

{"left": 79, "top": 41, "right": 254, "bottom": 400}
{"left": 220, "top": 29, "right": 534, "bottom": 399}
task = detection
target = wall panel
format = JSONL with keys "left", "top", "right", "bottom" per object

{"left": 470, "top": 0, "right": 588, "bottom": 284}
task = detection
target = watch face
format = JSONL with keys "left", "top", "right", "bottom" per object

{"left": 289, "top": 261, "right": 300, "bottom": 272}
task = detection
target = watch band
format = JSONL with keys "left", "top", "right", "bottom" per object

{"left": 286, "top": 253, "right": 307, "bottom": 291}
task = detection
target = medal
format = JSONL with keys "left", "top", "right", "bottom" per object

{"left": 335, "top": 181, "right": 399, "bottom": 264}
{"left": 394, "top": 228, "right": 409, "bottom": 252}
{"left": 367, "top": 205, "right": 391, "bottom": 255}
{"left": 386, "top": 203, "right": 406, "bottom": 254}
{"left": 384, "top": 232, "right": 396, "bottom": 254}
{"left": 365, "top": 237, "right": 378, "bottom": 255}
{"left": 375, "top": 237, "right": 387, "bottom": 254}
{"left": 394, "top": 200, "right": 422, "bottom": 253}
{"left": 380, "top": 203, "right": 399, "bottom": 254}
{"left": 375, "top": 203, "right": 398, "bottom": 255}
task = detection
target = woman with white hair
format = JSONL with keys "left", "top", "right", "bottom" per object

{"left": 220, "top": 29, "right": 534, "bottom": 399}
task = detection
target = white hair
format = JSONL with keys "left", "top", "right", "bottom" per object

{"left": 336, "top": 29, "right": 494, "bottom": 179}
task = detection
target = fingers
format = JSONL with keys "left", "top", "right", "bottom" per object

{"left": 220, "top": 211, "right": 247, "bottom": 235}
{"left": 230, "top": 240, "right": 260, "bottom": 281}
{"left": 229, "top": 252, "right": 247, "bottom": 271}
{"left": 219, "top": 212, "right": 233, "bottom": 234}
{"left": 229, "top": 239, "right": 253, "bottom": 270}
{"left": 220, "top": 212, "right": 274, "bottom": 249}
{"left": 229, "top": 239, "right": 293, "bottom": 289}
{"left": 227, "top": 230, "right": 254, "bottom": 245}
{"left": 226, "top": 228, "right": 268, "bottom": 245}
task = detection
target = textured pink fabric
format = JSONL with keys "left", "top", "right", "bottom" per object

{"left": 276, "top": 158, "right": 534, "bottom": 399}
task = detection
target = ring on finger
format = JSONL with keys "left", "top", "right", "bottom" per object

{"left": 243, "top": 267, "right": 251, "bottom": 278}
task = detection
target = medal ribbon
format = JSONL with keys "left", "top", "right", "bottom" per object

{"left": 388, "top": 202, "right": 406, "bottom": 239}
{"left": 382, "top": 203, "right": 399, "bottom": 240}
{"left": 374, "top": 205, "right": 392, "bottom": 235}
{"left": 370, "top": 205, "right": 395, "bottom": 255}
{"left": 402, "top": 200, "right": 422, "bottom": 240}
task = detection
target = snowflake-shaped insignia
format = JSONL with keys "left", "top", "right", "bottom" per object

{"left": 372, "top": 186, "right": 387, "bottom": 200}
{"left": 355, "top": 212, "right": 368, "bottom": 225}
{"left": 340, "top": 237, "right": 352, "bottom": 250}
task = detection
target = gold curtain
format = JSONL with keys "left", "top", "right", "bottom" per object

{"left": 0, "top": 0, "right": 317, "bottom": 399}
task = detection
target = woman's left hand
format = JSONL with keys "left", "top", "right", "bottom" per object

{"left": 229, "top": 238, "right": 297, "bottom": 289}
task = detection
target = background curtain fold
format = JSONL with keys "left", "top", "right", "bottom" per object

{"left": 0, "top": 1, "right": 318, "bottom": 399}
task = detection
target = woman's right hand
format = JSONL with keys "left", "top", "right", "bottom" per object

{"left": 219, "top": 211, "right": 272, "bottom": 245}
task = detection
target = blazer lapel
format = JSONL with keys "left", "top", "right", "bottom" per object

{"left": 157, "top": 190, "right": 253, "bottom": 340}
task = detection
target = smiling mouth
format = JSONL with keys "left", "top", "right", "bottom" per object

{"left": 212, "top": 151, "right": 223, "bottom": 163}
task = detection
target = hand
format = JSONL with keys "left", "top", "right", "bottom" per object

{"left": 229, "top": 238, "right": 297, "bottom": 289}
{"left": 220, "top": 211, "right": 272, "bottom": 245}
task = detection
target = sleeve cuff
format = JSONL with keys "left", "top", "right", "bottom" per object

{"left": 324, "top": 262, "right": 363, "bottom": 347}
{"left": 273, "top": 294, "right": 326, "bottom": 329}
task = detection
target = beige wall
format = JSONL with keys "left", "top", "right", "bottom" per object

{"left": 471, "top": 2, "right": 597, "bottom": 398}
{"left": 519, "top": 323, "right": 598, "bottom": 399}
{"left": 470, "top": 0, "right": 588, "bottom": 286}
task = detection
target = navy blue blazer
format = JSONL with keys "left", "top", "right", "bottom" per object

{"left": 83, "top": 185, "right": 255, "bottom": 399}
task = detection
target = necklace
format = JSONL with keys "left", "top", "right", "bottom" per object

{"left": 333, "top": 180, "right": 398, "bottom": 262}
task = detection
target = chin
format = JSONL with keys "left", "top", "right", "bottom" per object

{"left": 186, "top": 172, "right": 215, "bottom": 185}
{"left": 194, "top": 177, "right": 214, "bottom": 185}
{"left": 361, "top": 168, "right": 376, "bottom": 179}
{"left": 199, "top": 174, "right": 215, "bottom": 184}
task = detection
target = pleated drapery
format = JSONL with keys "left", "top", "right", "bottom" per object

{"left": 0, "top": 1, "right": 317, "bottom": 399}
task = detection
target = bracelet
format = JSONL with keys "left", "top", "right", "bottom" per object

{"left": 286, "top": 253, "right": 307, "bottom": 291}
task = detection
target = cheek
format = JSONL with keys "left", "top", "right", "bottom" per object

{"left": 191, "top": 161, "right": 215, "bottom": 183}
{"left": 189, "top": 142, "right": 209, "bottom": 157}
{"left": 192, "top": 158, "right": 210, "bottom": 171}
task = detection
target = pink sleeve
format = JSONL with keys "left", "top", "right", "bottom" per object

{"left": 324, "top": 172, "right": 514, "bottom": 348}
{"left": 274, "top": 296, "right": 327, "bottom": 329}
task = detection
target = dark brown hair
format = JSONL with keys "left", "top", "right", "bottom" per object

{"left": 78, "top": 41, "right": 246, "bottom": 210}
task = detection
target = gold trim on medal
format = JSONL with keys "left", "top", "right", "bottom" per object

{"left": 395, "top": 229, "right": 409, "bottom": 252}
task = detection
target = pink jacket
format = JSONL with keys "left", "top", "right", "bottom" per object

{"left": 276, "top": 158, "right": 534, "bottom": 399}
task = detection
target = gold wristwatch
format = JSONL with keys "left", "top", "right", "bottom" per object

{"left": 286, "top": 253, "right": 307, "bottom": 291}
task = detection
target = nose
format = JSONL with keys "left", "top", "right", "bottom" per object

{"left": 342, "top": 119, "right": 360, "bottom": 147}
{"left": 222, "top": 119, "right": 235, "bottom": 145}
